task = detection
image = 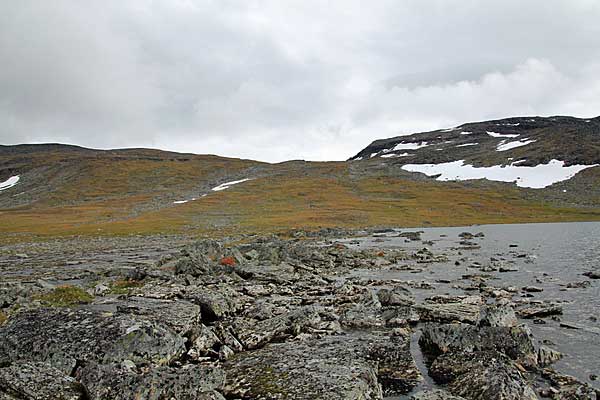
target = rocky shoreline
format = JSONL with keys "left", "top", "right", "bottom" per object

{"left": 1, "top": 229, "right": 599, "bottom": 399}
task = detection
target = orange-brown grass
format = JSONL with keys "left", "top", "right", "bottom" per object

{"left": 2, "top": 159, "right": 600, "bottom": 244}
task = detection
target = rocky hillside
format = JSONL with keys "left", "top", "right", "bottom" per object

{"left": 1, "top": 134, "right": 600, "bottom": 242}
{"left": 351, "top": 116, "right": 600, "bottom": 167}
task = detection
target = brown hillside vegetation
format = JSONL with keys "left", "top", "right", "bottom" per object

{"left": 1, "top": 144, "right": 600, "bottom": 244}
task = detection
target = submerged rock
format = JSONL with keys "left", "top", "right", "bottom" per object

{"left": 583, "top": 271, "right": 600, "bottom": 279}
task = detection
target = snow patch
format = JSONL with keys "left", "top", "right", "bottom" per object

{"left": 173, "top": 200, "right": 189, "bottom": 204}
{"left": 456, "top": 143, "right": 478, "bottom": 147}
{"left": 441, "top": 126, "right": 461, "bottom": 132}
{"left": 391, "top": 141, "right": 429, "bottom": 151}
{"left": 0, "top": 175, "right": 20, "bottom": 191}
{"left": 212, "top": 178, "right": 252, "bottom": 192}
{"left": 496, "top": 139, "right": 536, "bottom": 152}
{"left": 401, "top": 159, "right": 597, "bottom": 189}
{"left": 381, "top": 152, "right": 413, "bottom": 158}
{"left": 486, "top": 131, "right": 520, "bottom": 138}
{"left": 460, "top": 131, "right": 473, "bottom": 135}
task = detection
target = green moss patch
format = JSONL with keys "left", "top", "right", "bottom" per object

{"left": 37, "top": 285, "right": 94, "bottom": 307}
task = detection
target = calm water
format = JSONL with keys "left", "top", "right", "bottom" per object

{"left": 342, "top": 221, "right": 600, "bottom": 393}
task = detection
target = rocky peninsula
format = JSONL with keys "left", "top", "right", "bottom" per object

{"left": 0, "top": 228, "right": 598, "bottom": 399}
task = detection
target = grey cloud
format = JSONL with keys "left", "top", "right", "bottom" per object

{"left": 1, "top": 0, "right": 599, "bottom": 162}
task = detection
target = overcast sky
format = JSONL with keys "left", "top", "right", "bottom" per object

{"left": 1, "top": 1, "right": 600, "bottom": 162}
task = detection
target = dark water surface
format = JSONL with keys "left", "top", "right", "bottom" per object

{"left": 342, "top": 222, "right": 600, "bottom": 395}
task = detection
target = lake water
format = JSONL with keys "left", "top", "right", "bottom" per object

{"left": 341, "top": 221, "right": 600, "bottom": 395}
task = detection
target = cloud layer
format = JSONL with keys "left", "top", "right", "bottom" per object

{"left": 1, "top": 1, "right": 599, "bottom": 162}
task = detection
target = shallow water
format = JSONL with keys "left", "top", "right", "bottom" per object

{"left": 341, "top": 221, "right": 600, "bottom": 394}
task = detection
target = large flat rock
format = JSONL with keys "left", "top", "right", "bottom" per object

{"left": 223, "top": 331, "right": 421, "bottom": 399}
{"left": 0, "top": 308, "right": 185, "bottom": 374}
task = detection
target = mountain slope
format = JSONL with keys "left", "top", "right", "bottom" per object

{"left": 351, "top": 115, "right": 600, "bottom": 167}
{"left": 351, "top": 116, "right": 600, "bottom": 196}
{"left": 2, "top": 124, "right": 600, "bottom": 243}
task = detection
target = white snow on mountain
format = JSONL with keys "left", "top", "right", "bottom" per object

{"left": 496, "top": 139, "right": 536, "bottom": 152}
{"left": 380, "top": 152, "right": 413, "bottom": 158}
{"left": 486, "top": 131, "right": 520, "bottom": 138}
{"left": 0, "top": 175, "right": 20, "bottom": 191}
{"left": 212, "top": 178, "right": 252, "bottom": 191}
{"left": 441, "top": 127, "right": 461, "bottom": 132}
{"left": 401, "top": 159, "right": 597, "bottom": 189}
{"left": 391, "top": 141, "right": 429, "bottom": 151}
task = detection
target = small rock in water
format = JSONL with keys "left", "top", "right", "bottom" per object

{"left": 566, "top": 280, "right": 591, "bottom": 289}
{"left": 522, "top": 286, "right": 543, "bottom": 293}
{"left": 537, "top": 345, "right": 562, "bottom": 367}
{"left": 517, "top": 303, "right": 563, "bottom": 319}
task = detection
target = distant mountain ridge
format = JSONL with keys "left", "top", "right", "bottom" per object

{"left": 350, "top": 115, "right": 600, "bottom": 167}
